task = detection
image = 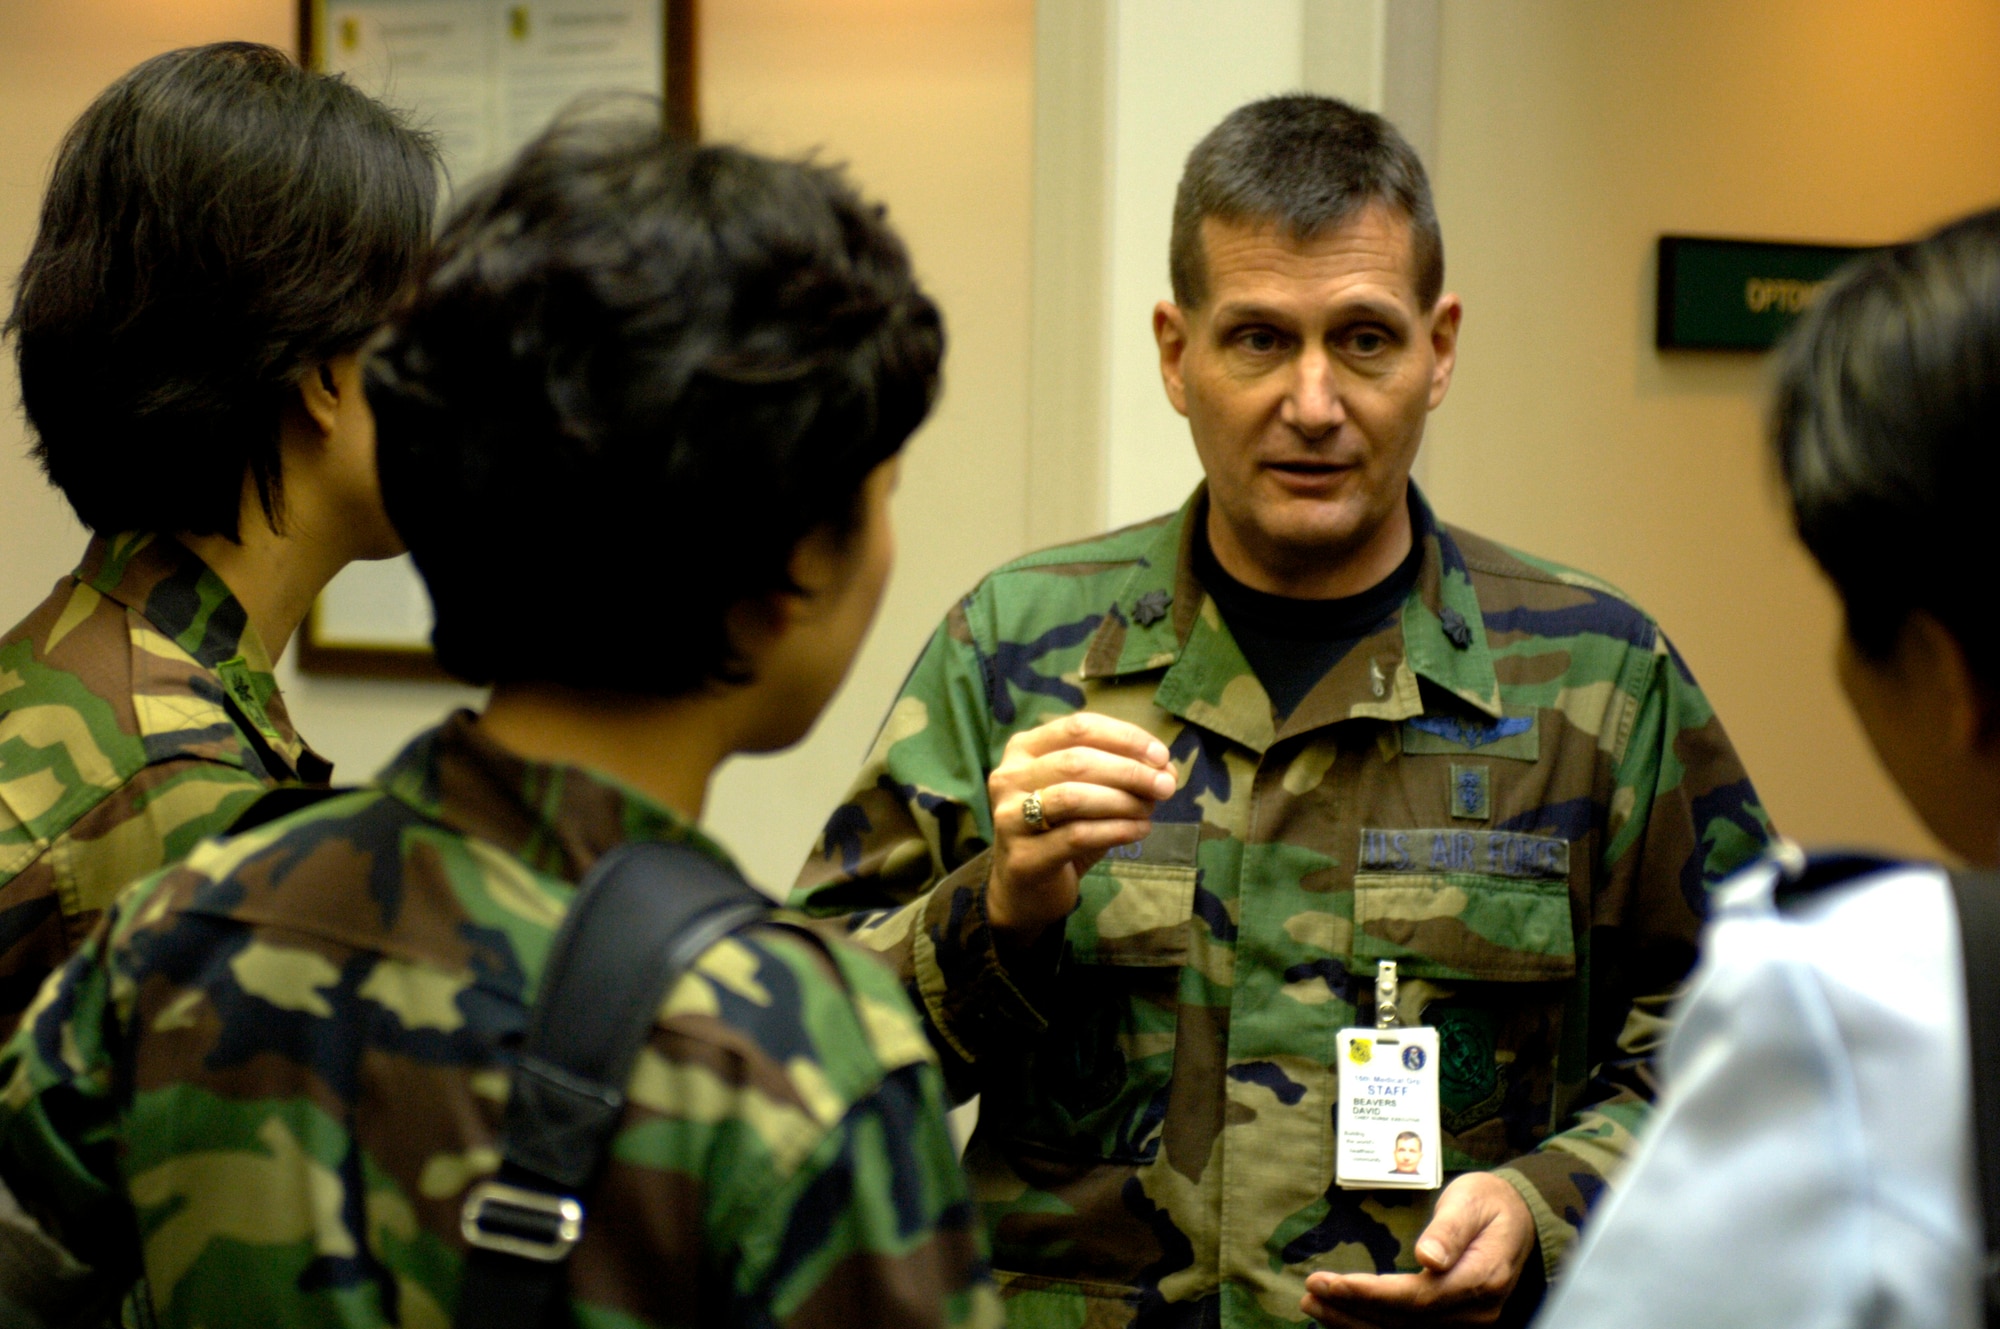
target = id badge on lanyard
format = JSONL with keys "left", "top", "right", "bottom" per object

{"left": 1336, "top": 961, "right": 1442, "bottom": 1190}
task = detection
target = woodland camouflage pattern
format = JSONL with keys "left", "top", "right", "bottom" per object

{"left": 0, "top": 712, "right": 999, "bottom": 1329}
{"left": 0, "top": 532, "right": 328, "bottom": 1033}
{"left": 793, "top": 487, "right": 1770, "bottom": 1329}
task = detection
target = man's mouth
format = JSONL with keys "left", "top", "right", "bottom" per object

{"left": 1263, "top": 459, "right": 1353, "bottom": 490}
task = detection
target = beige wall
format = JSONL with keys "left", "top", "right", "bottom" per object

{"left": 1424, "top": 0, "right": 2000, "bottom": 859}
{"left": 697, "top": 0, "right": 1034, "bottom": 888}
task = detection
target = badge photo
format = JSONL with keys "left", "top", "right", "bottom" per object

{"left": 1335, "top": 1025, "right": 1442, "bottom": 1191}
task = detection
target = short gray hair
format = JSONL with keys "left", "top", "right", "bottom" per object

{"left": 1169, "top": 94, "right": 1441, "bottom": 309}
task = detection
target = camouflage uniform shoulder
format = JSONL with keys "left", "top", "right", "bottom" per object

{"left": 1443, "top": 521, "right": 1663, "bottom": 650}
{"left": 113, "top": 780, "right": 937, "bottom": 1131}
{"left": 172, "top": 785, "right": 390, "bottom": 880}
{"left": 108, "top": 794, "right": 938, "bottom": 1175}
{"left": 659, "top": 916, "right": 937, "bottom": 1127}
{"left": 106, "top": 787, "right": 407, "bottom": 949}
{"left": 0, "top": 537, "right": 320, "bottom": 890}
{"left": 157, "top": 776, "right": 937, "bottom": 1114}
{"left": 949, "top": 507, "right": 1184, "bottom": 652}
{"left": 0, "top": 574, "right": 153, "bottom": 864}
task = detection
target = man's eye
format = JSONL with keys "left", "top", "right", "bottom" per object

{"left": 1237, "top": 329, "right": 1281, "bottom": 353}
{"left": 1348, "top": 329, "right": 1390, "bottom": 355}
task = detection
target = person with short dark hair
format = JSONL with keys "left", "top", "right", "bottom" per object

{"left": 0, "top": 108, "right": 997, "bottom": 1329}
{"left": 0, "top": 42, "right": 438, "bottom": 1032}
{"left": 1536, "top": 207, "right": 2000, "bottom": 1329}
{"left": 792, "top": 93, "right": 1770, "bottom": 1327}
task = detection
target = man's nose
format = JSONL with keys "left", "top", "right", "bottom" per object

{"left": 1283, "top": 348, "right": 1344, "bottom": 439}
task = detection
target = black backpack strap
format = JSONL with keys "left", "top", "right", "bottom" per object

{"left": 1950, "top": 868, "right": 2000, "bottom": 1329}
{"left": 454, "top": 840, "right": 770, "bottom": 1329}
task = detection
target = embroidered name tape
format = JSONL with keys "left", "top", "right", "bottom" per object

{"left": 1359, "top": 828, "right": 1570, "bottom": 881}
{"left": 1096, "top": 820, "right": 1200, "bottom": 868}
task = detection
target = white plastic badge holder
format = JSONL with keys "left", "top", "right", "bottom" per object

{"left": 1335, "top": 1024, "right": 1442, "bottom": 1191}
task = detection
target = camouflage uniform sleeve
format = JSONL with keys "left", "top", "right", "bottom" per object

{"left": 1492, "top": 632, "right": 1770, "bottom": 1275}
{"left": 0, "top": 872, "right": 169, "bottom": 1287}
{"left": 0, "top": 757, "right": 267, "bottom": 1030}
{"left": 586, "top": 928, "right": 1000, "bottom": 1329}
{"left": 790, "top": 602, "right": 1057, "bottom": 1100}
{"left": 721, "top": 1060, "right": 1000, "bottom": 1329}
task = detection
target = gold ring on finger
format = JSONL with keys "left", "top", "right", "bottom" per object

{"left": 1021, "top": 789, "right": 1049, "bottom": 833}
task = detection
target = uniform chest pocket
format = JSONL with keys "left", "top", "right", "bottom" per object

{"left": 1063, "top": 822, "right": 1201, "bottom": 967}
{"left": 995, "top": 825, "right": 1199, "bottom": 1164}
{"left": 1351, "top": 828, "right": 1575, "bottom": 982}
{"left": 1350, "top": 829, "right": 1577, "bottom": 1153}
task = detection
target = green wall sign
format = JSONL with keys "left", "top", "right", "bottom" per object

{"left": 1656, "top": 235, "right": 1873, "bottom": 351}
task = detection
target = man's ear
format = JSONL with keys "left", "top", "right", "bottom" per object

{"left": 784, "top": 519, "right": 853, "bottom": 605}
{"left": 1426, "top": 294, "right": 1463, "bottom": 411}
{"left": 295, "top": 353, "right": 359, "bottom": 441}
{"left": 1154, "top": 301, "right": 1192, "bottom": 418}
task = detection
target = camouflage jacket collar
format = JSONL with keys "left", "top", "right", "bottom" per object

{"left": 378, "top": 709, "right": 739, "bottom": 887}
{"left": 76, "top": 533, "right": 322, "bottom": 778}
{"left": 1078, "top": 485, "right": 1502, "bottom": 754}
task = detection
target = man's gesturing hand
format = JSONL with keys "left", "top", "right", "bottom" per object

{"left": 1300, "top": 1173, "right": 1536, "bottom": 1327}
{"left": 985, "top": 712, "right": 1176, "bottom": 944}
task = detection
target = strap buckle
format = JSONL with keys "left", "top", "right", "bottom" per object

{"left": 460, "top": 1180, "right": 584, "bottom": 1262}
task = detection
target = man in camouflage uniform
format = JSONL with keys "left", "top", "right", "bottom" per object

{"left": 793, "top": 95, "right": 1769, "bottom": 1327}
{"left": 0, "top": 44, "right": 438, "bottom": 1029}
{"left": 0, "top": 112, "right": 994, "bottom": 1329}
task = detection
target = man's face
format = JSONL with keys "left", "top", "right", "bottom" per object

{"left": 1393, "top": 1134, "right": 1421, "bottom": 1173}
{"left": 1154, "top": 206, "right": 1460, "bottom": 598}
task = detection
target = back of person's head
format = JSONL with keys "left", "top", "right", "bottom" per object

{"left": 369, "top": 106, "right": 944, "bottom": 696}
{"left": 1170, "top": 93, "right": 1442, "bottom": 309}
{"left": 1771, "top": 207, "right": 2000, "bottom": 694}
{"left": 6, "top": 42, "right": 438, "bottom": 540}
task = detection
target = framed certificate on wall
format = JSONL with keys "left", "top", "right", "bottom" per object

{"left": 295, "top": 0, "right": 694, "bottom": 679}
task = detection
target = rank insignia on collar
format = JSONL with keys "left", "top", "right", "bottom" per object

{"left": 1132, "top": 589, "right": 1172, "bottom": 627}
{"left": 1439, "top": 605, "right": 1473, "bottom": 649}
